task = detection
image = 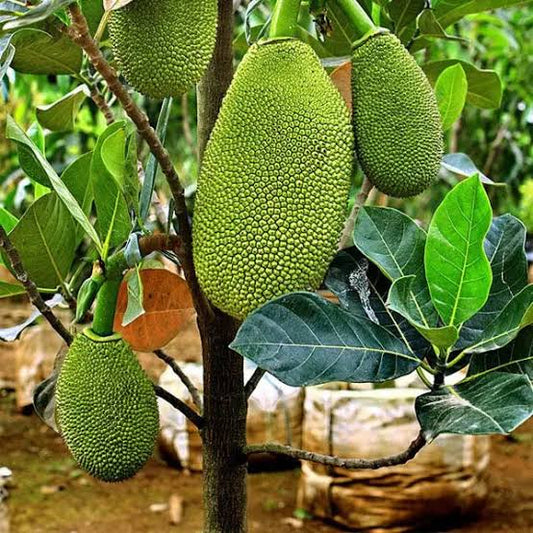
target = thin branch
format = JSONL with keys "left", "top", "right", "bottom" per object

{"left": 155, "top": 350, "right": 203, "bottom": 412}
{"left": 66, "top": 4, "right": 212, "bottom": 322}
{"left": 0, "top": 225, "right": 73, "bottom": 346}
{"left": 246, "top": 430, "right": 427, "bottom": 470}
{"left": 89, "top": 84, "right": 114, "bottom": 125}
{"left": 339, "top": 177, "right": 374, "bottom": 249}
{"left": 244, "top": 368, "right": 266, "bottom": 400}
{"left": 154, "top": 384, "right": 204, "bottom": 429}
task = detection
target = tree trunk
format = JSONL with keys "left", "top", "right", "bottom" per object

{"left": 197, "top": 2, "right": 247, "bottom": 532}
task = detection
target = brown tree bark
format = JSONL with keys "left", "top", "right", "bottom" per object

{"left": 197, "top": 2, "right": 247, "bottom": 532}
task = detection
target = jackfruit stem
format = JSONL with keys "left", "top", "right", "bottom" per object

{"left": 270, "top": 0, "right": 303, "bottom": 38}
{"left": 92, "top": 279, "right": 122, "bottom": 337}
{"left": 327, "top": 0, "right": 376, "bottom": 39}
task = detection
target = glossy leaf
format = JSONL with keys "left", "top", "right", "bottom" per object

{"left": 6, "top": 116, "right": 102, "bottom": 251}
{"left": 8, "top": 193, "right": 77, "bottom": 289}
{"left": 388, "top": 0, "right": 425, "bottom": 42}
{"left": 326, "top": 248, "right": 431, "bottom": 356}
{"left": 425, "top": 175, "right": 492, "bottom": 326}
{"left": 113, "top": 268, "right": 195, "bottom": 352}
{"left": 441, "top": 152, "right": 504, "bottom": 186}
{"left": 231, "top": 292, "right": 420, "bottom": 387}
{"left": 468, "top": 327, "right": 533, "bottom": 379}
{"left": 416, "top": 372, "right": 533, "bottom": 438}
{"left": 121, "top": 266, "right": 145, "bottom": 327}
{"left": 424, "top": 60, "right": 502, "bottom": 109}
{"left": 353, "top": 206, "right": 438, "bottom": 327}
{"left": 457, "top": 215, "right": 528, "bottom": 349}
{"left": 464, "top": 285, "right": 533, "bottom": 354}
{"left": 388, "top": 276, "right": 459, "bottom": 348}
{"left": 36, "top": 85, "right": 89, "bottom": 132}
{"left": 435, "top": 63, "right": 467, "bottom": 130}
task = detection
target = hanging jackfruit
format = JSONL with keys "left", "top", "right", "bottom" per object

{"left": 109, "top": 0, "right": 217, "bottom": 99}
{"left": 351, "top": 31, "right": 443, "bottom": 197}
{"left": 193, "top": 38, "right": 353, "bottom": 320}
{"left": 55, "top": 330, "right": 159, "bottom": 482}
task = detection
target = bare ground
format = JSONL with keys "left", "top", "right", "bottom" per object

{"left": 1, "top": 390, "right": 532, "bottom": 533}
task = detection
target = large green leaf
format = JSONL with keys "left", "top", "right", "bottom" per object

{"left": 425, "top": 175, "right": 492, "bottom": 326}
{"left": 433, "top": 0, "right": 533, "bottom": 29}
{"left": 435, "top": 63, "right": 467, "bottom": 131}
{"left": 416, "top": 372, "right": 533, "bottom": 438}
{"left": 464, "top": 285, "right": 533, "bottom": 354}
{"left": 441, "top": 153, "right": 504, "bottom": 186}
{"left": 91, "top": 122, "right": 131, "bottom": 256}
{"left": 468, "top": 327, "right": 533, "bottom": 379}
{"left": 457, "top": 215, "right": 528, "bottom": 349}
{"left": 230, "top": 292, "right": 420, "bottom": 387}
{"left": 8, "top": 193, "right": 77, "bottom": 289}
{"left": 354, "top": 206, "right": 438, "bottom": 327}
{"left": 0, "top": 281, "right": 25, "bottom": 298}
{"left": 424, "top": 60, "right": 502, "bottom": 109}
{"left": 6, "top": 116, "right": 102, "bottom": 252}
{"left": 388, "top": 0, "right": 425, "bottom": 42}
{"left": 9, "top": 27, "right": 82, "bottom": 75}
{"left": 325, "top": 248, "right": 431, "bottom": 356}
{"left": 36, "top": 85, "right": 89, "bottom": 132}
{"left": 388, "top": 276, "right": 459, "bottom": 348}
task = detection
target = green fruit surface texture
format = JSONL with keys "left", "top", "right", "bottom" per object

{"left": 109, "top": 0, "right": 217, "bottom": 98}
{"left": 193, "top": 38, "right": 353, "bottom": 320}
{"left": 56, "top": 330, "right": 159, "bottom": 482}
{"left": 351, "top": 31, "right": 443, "bottom": 197}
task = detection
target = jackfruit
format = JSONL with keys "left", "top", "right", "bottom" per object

{"left": 193, "top": 38, "right": 353, "bottom": 320}
{"left": 351, "top": 31, "right": 443, "bottom": 197}
{"left": 55, "top": 330, "right": 159, "bottom": 482}
{"left": 109, "top": 0, "right": 217, "bottom": 99}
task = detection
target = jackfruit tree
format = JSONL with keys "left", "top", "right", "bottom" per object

{"left": 1, "top": 0, "right": 532, "bottom": 532}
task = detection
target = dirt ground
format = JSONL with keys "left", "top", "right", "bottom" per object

{"left": 1, "top": 391, "right": 532, "bottom": 533}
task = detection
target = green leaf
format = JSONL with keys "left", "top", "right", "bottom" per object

{"left": 416, "top": 372, "right": 533, "bottom": 438}
{"left": 8, "top": 193, "right": 77, "bottom": 289}
{"left": 101, "top": 127, "right": 127, "bottom": 189}
{"left": 353, "top": 206, "right": 438, "bottom": 327}
{"left": 457, "top": 215, "right": 528, "bottom": 349}
{"left": 36, "top": 85, "right": 89, "bottom": 132}
{"left": 433, "top": 0, "right": 532, "bottom": 29}
{"left": 388, "top": 0, "right": 425, "bottom": 41}
{"left": 441, "top": 153, "right": 505, "bottom": 186}
{"left": 122, "top": 266, "right": 145, "bottom": 326}
{"left": 6, "top": 116, "right": 102, "bottom": 252}
{"left": 140, "top": 98, "right": 172, "bottom": 221}
{"left": 61, "top": 152, "right": 94, "bottom": 229}
{"left": 423, "top": 60, "right": 502, "bottom": 109}
{"left": 0, "top": 207, "right": 18, "bottom": 232}
{"left": 75, "top": 276, "right": 102, "bottom": 322}
{"left": 435, "top": 63, "right": 467, "bottom": 130}
{"left": 9, "top": 27, "right": 82, "bottom": 75}
{"left": 425, "top": 175, "right": 492, "bottom": 326}
{"left": 230, "top": 292, "right": 420, "bottom": 387}
{"left": 325, "top": 248, "right": 431, "bottom": 356}
{"left": 388, "top": 276, "right": 459, "bottom": 348}
{"left": 464, "top": 285, "right": 533, "bottom": 354}
{"left": 412, "top": 8, "right": 467, "bottom": 48}
{"left": 91, "top": 122, "right": 131, "bottom": 255}
{"left": 468, "top": 327, "right": 533, "bottom": 379}
{"left": 0, "top": 281, "right": 25, "bottom": 298}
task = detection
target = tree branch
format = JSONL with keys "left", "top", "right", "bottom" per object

{"left": 66, "top": 4, "right": 212, "bottom": 322}
{"left": 154, "top": 384, "right": 204, "bottom": 429}
{"left": 246, "top": 430, "right": 427, "bottom": 470}
{"left": 155, "top": 350, "right": 203, "bottom": 412}
{"left": 88, "top": 84, "right": 114, "bottom": 125}
{"left": 138, "top": 233, "right": 183, "bottom": 259}
{"left": 244, "top": 368, "right": 266, "bottom": 400}
{"left": 0, "top": 225, "right": 73, "bottom": 346}
{"left": 339, "top": 177, "right": 374, "bottom": 249}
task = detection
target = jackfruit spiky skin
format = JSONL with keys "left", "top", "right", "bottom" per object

{"left": 193, "top": 38, "right": 353, "bottom": 320}
{"left": 55, "top": 330, "right": 159, "bottom": 482}
{"left": 109, "top": 0, "right": 217, "bottom": 99}
{"left": 351, "top": 31, "right": 443, "bottom": 197}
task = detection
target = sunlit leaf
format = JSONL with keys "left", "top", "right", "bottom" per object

{"left": 36, "top": 85, "right": 89, "bottom": 132}
{"left": 435, "top": 63, "right": 467, "bottom": 130}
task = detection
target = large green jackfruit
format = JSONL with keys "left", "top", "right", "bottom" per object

{"left": 109, "top": 0, "right": 217, "bottom": 99}
{"left": 56, "top": 330, "right": 159, "bottom": 482}
{"left": 193, "top": 38, "right": 353, "bottom": 320}
{"left": 351, "top": 31, "right": 443, "bottom": 197}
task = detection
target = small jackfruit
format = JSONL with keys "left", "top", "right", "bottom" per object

{"left": 109, "top": 0, "right": 217, "bottom": 99}
{"left": 351, "top": 31, "right": 443, "bottom": 197}
{"left": 193, "top": 38, "right": 353, "bottom": 319}
{"left": 55, "top": 330, "right": 159, "bottom": 482}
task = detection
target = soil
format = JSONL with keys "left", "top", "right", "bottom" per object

{"left": 1, "top": 391, "right": 532, "bottom": 533}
